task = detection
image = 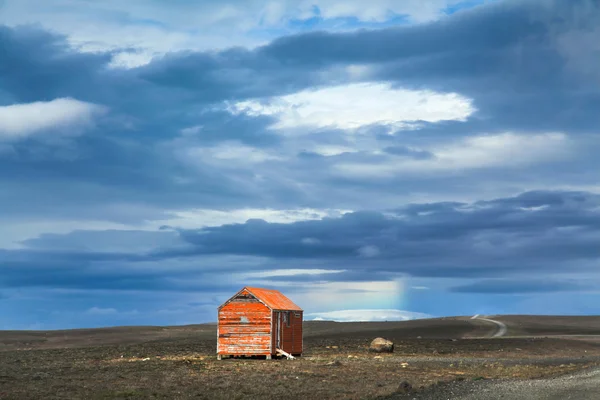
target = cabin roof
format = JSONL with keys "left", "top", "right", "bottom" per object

{"left": 243, "top": 286, "right": 303, "bottom": 311}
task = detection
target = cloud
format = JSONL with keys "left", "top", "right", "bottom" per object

{"left": 228, "top": 83, "right": 475, "bottom": 130}
{"left": 0, "top": 0, "right": 474, "bottom": 67}
{"left": 0, "top": 98, "right": 106, "bottom": 140}
{"left": 183, "top": 141, "right": 285, "bottom": 166}
{"left": 358, "top": 245, "right": 381, "bottom": 258}
{"left": 306, "top": 309, "right": 432, "bottom": 322}
{"left": 450, "top": 279, "right": 593, "bottom": 294}
{"left": 86, "top": 307, "right": 117, "bottom": 315}
{"left": 261, "top": 0, "right": 600, "bottom": 134}
{"left": 334, "top": 132, "right": 570, "bottom": 178}
{"left": 2, "top": 190, "right": 592, "bottom": 290}
{"left": 146, "top": 190, "right": 600, "bottom": 280}
{"left": 382, "top": 146, "right": 434, "bottom": 159}
{"left": 156, "top": 208, "right": 351, "bottom": 230}
{"left": 242, "top": 269, "right": 346, "bottom": 278}
{"left": 21, "top": 229, "right": 185, "bottom": 253}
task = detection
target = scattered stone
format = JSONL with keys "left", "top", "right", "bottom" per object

{"left": 31, "top": 372, "right": 49, "bottom": 381}
{"left": 396, "top": 381, "right": 413, "bottom": 394}
{"left": 400, "top": 362, "right": 409, "bottom": 368}
{"left": 326, "top": 361, "right": 342, "bottom": 367}
{"left": 369, "top": 337, "right": 394, "bottom": 353}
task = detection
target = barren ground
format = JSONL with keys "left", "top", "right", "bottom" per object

{"left": 1, "top": 316, "right": 600, "bottom": 399}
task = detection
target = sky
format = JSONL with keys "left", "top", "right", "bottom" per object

{"left": 1, "top": 0, "right": 600, "bottom": 329}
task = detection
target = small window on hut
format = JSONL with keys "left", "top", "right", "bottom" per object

{"left": 240, "top": 316, "right": 249, "bottom": 324}
{"left": 283, "top": 312, "right": 291, "bottom": 327}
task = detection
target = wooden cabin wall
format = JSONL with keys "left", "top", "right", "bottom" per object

{"left": 271, "top": 310, "right": 303, "bottom": 355}
{"left": 291, "top": 311, "right": 303, "bottom": 355}
{"left": 218, "top": 300, "right": 271, "bottom": 355}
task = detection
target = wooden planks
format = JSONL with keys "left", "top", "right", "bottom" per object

{"left": 218, "top": 296, "right": 272, "bottom": 355}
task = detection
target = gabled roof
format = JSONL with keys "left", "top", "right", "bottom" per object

{"left": 238, "top": 286, "right": 303, "bottom": 311}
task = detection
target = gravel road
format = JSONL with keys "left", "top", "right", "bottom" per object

{"left": 392, "top": 367, "right": 600, "bottom": 399}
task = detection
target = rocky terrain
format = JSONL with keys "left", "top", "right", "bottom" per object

{"left": 1, "top": 316, "right": 599, "bottom": 399}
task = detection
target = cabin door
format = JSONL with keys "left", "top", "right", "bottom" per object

{"left": 275, "top": 311, "right": 281, "bottom": 348}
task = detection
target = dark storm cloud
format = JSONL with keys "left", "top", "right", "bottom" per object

{"left": 2, "top": 190, "right": 599, "bottom": 294}
{"left": 0, "top": 249, "right": 239, "bottom": 293}
{"left": 156, "top": 190, "right": 600, "bottom": 280}
{"left": 449, "top": 279, "right": 592, "bottom": 294}
{"left": 0, "top": 26, "right": 113, "bottom": 103}
{"left": 174, "top": 190, "right": 597, "bottom": 251}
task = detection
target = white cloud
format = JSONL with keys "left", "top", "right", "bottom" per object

{"left": 86, "top": 307, "right": 118, "bottom": 315}
{"left": 433, "top": 132, "right": 569, "bottom": 169}
{"left": 301, "top": 237, "right": 321, "bottom": 245}
{"left": 243, "top": 269, "right": 346, "bottom": 278}
{"left": 335, "top": 132, "right": 570, "bottom": 178}
{"left": 0, "top": 98, "right": 106, "bottom": 140}
{"left": 180, "top": 125, "right": 204, "bottom": 136}
{"left": 185, "top": 141, "right": 285, "bottom": 165}
{"left": 306, "top": 309, "right": 432, "bottom": 322}
{"left": 358, "top": 245, "right": 381, "bottom": 257}
{"left": 155, "top": 207, "right": 352, "bottom": 229}
{"left": 311, "top": 145, "right": 359, "bottom": 156}
{"left": 282, "top": 280, "right": 406, "bottom": 312}
{"left": 85, "top": 307, "right": 140, "bottom": 316}
{"left": 228, "top": 83, "right": 476, "bottom": 131}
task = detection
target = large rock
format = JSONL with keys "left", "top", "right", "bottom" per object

{"left": 369, "top": 337, "right": 394, "bottom": 353}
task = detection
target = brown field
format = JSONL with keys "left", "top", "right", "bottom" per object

{"left": 1, "top": 316, "right": 600, "bottom": 399}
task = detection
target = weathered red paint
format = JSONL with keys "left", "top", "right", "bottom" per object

{"left": 217, "top": 287, "right": 303, "bottom": 358}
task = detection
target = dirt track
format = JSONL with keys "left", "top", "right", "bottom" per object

{"left": 390, "top": 366, "right": 600, "bottom": 400}
{"left": 1, "top": 316, "right": 600, "bottom": 399}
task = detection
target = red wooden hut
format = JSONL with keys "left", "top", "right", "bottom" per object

{"left": 217, "top": 286, "right": 303, "bottom": 360}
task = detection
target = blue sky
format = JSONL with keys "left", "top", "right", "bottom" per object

{"left": 1, "top": 0, "right": 600, "bottom": 329}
